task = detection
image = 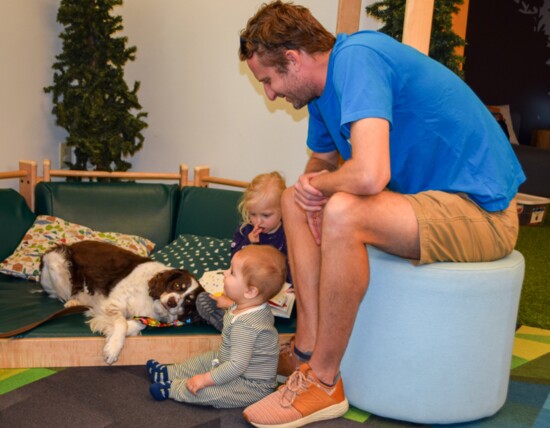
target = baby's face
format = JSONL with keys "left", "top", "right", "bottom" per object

{"left": 248, "top": 199, "right": 282, "bottom": 234}
{"left": 223, "top": 254, "right": 248, "bottom": 303}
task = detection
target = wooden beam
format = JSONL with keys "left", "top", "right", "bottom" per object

{"left": 452, "top": 0, "right": 470, "bottom": 58}
{"left": 0, "top": 333, "right": 294, "bottom": 368}
{"left": 193, "top": 166, "right": 249, "bottom": 189}
{"left": 18, "top": 160, "right": 37, "bottom": 210}
{"left": 402, "top": 0, "right": 435, "bottom": 54}
{"left": 41, "top": 159, "right": 190, "bottom": 188}
{"left": 336, "top": 0, "right": 362, "bottom": 34}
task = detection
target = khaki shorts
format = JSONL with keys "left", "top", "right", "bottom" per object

{"left": 404, "top": 191, "right": 519, "bottom": 265}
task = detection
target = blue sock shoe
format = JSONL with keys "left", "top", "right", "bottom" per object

{"left": 149, "top": 381, "right": 172, "bottom": 401}
{"left": 146, "top": 359, "right": 168, "bottom": 383}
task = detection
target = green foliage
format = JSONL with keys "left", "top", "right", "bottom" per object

{"left": 44, "top": 0, "right": 148, "bottom": 173}
{"left": 366, "top": 0, "right": 466, "bottom": 78}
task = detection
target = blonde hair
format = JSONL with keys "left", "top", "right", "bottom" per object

{"left": 238, "top": 245, "right": 286, "bottom": 300}
{"left": 238, "top": 171, "right": 286, "bottom": 226}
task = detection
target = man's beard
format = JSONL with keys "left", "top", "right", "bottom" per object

{"left": 283, "top": 76, "right": 318, "bottom": 110}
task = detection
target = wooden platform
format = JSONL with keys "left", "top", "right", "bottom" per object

{"left": 0, "top": 333, "right": 293, "bottom": 368}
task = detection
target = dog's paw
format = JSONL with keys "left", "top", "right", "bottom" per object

{"left": 64, "top": 299, "right": 81, "bottom": 308}
{"left": 103, "top": 339, "right": 123, "bottom": 365}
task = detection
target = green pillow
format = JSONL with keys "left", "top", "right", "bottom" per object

{"left": 151, "top": 234, "right": 231, "bottom": 278}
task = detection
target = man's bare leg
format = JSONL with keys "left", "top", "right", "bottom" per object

{"left": 281, "top": 187, "right": 320, "bottom": 354}
{"left": 309, "top": 191, "right": 421, "bottom": 385}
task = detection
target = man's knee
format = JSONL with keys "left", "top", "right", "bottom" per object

{"left": 323, "top": 192, "right": 358, "bottom": 232}
{"left": 281, "top": 187, "right": 295, "bottom": 213}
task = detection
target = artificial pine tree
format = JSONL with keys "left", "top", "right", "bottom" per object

{"left": 366, "top": 0, "right": 466, "bottom": 77}
{"left": 44, "top": 0, "right": 147, "bottom": 173}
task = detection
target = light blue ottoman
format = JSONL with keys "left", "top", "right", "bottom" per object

{"left": 340, "top": 247, "right": 525, "bottom": 424}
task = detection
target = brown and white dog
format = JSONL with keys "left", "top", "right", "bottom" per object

{"left": 40, "top": 240, "right": 203, "bottom": 364}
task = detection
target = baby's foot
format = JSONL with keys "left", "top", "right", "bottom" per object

{"left": 149, "top": 381, "right": 172, "bottom": 401}
{"left": 146, "top": 359, "right": 168, "bottom": 382}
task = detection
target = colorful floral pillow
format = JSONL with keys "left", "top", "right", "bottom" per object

{"left": 0, "top": 215, "right": 155, "bottom": 281}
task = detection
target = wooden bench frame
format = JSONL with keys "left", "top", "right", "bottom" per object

{"left": 0, "top": 161, "right": 268, "bottom": 368}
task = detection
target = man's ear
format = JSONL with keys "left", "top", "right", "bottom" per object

{"left": 244, "top": 286, "right": 260, "bottom": 299}
{"left": 285, "top": 50, "right": 301, "bottom": 70}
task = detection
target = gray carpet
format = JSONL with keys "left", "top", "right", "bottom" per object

{"left": 0, "top": 365, "right": 362, "bottom": 428}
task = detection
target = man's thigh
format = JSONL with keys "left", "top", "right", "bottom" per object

{"left": 325, "top": 190, "right": 420, "bottom": 260}
{"left": 404, "top": 191, "right": 519, "bottom": 264}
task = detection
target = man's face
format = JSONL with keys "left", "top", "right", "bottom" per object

{"left": 247, "top": 53, "right": 318, "bottom": 110}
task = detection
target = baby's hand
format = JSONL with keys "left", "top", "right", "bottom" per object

{"left": 186, "top": 372, "right": 213, "bottom": 395}
{"left": 211, "top": 293, "right": 234, "bottom": 309}
{"left": 248, "top": 224, "right": 262, "bottom": 243}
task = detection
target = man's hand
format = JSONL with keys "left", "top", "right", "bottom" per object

{"left": 186, "top": 372, "right": 214, "bottom": 395}
{"left": 294, "top": 171, "right": 328, "bottom": 245}
{"left": 294, "top": 171, "right": 328, "bottom": 212}
{"left": 306, "top": 210, "right": 323, "bottom": 245}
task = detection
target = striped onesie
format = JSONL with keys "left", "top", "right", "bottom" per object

{"left": 167, "top": 303, "right": 279, "bottom": 408}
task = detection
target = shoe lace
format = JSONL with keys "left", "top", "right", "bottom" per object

{"left": 280, "top": 370, "right": 313, "bottom": 408}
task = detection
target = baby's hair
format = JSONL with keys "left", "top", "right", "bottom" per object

{"left": 238, "top": 245, "right": 286, "bottom": 301}
{"left": 238, "top": 171, "right": 286, "bottom": 225}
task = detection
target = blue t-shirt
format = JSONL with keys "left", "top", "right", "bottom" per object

{"left": 307, "top": 31, "right": 525, "bottom": 212}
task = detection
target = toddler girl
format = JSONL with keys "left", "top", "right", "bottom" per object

{"left": 197, "top": 171, "right": 290, "bottom": 330}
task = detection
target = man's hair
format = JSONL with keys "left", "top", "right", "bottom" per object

{"left": 238, "top": 171, "right": 286, "bottom": 226}
{"left": 239, "top": 245, "right": 287, "bottom": 301}
{"left": 239, "top": 0, "right": 335, "bottom": 73}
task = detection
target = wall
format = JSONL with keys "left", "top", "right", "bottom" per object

{"left": 0, "top": 0, "right": 379, "bottom": 190}
{"left": 464, "top": 0, "right": 550, "bottom": 145}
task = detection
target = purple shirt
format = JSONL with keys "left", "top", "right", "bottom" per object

{"left": 231, "top": 223, "right": 291, "bottom": 284}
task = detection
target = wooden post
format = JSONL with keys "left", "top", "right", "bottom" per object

{"left": 179, "top": 163, "right": 189, "bottom": 188}
{"left": 452, "top": 0, "right": 470, "bottom": 59}
{"left": 402, "top": 0, "right": 435, "bottom": 54}
{"left": 193, "top": 166, "right": 210, "bottom": 187}
{"left": 336, "top": 0, "right": 362, "bottom": 34}
{"left": 43, "top": 159, "right": 51, "bottom": 182}
{"left": 18, "top": 160, "right": 37, "bottom": 210}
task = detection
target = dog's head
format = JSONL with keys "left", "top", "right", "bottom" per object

{"left": 148, "top": 269, "right": 204, "bottom": 322}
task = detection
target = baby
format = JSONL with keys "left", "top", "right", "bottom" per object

{"left": 146, "top": 245, "right": 286, "bottom": 408}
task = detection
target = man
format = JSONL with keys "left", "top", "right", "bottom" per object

{"left": 238, "top": 1, "right": 525, "bottom": 427}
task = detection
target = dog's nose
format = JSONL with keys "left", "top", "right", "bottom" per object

{"left": 167, "top": 297, "right": 178, "bottom": 308}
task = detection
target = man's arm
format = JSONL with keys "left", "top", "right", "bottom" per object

{"left": 305, "top": 151, "right": 340, "bottom": 174}
{"left": 310, "top": 117, "right": 391, "bottom": 197}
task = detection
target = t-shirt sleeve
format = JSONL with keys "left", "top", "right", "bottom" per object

{"left": 333, "top": 45, "right": 394, "bottom": 132}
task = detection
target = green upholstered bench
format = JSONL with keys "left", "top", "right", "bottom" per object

{"left": 0, "top": 184, "right": 295, "bottom": 368}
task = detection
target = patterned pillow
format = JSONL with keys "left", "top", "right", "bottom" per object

{"left": 0, "top": 215, "right": 155, "bottom": 281}
{"left": 151, "top": 234, "right": 231, "bottom": 278}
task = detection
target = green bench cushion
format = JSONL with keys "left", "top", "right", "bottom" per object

{"left": 175, "top": 187, "right": 243, "bottom": 240}
{"left": 0, "top": 275, "right": 295, "bottom": 337}
{"left": 35, "top": 182, "right": 180, "bottom": 249}
{"left": 0, "top": 189, "right": 36, "bottom": 261}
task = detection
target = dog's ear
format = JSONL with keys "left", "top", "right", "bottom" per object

{"left": 40, "top": 244, "right": 71, "bottom": 271}
{"left": 148, "top": 271, "right": 168, "bottom": 299}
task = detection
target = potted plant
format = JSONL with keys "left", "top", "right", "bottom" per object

{"left": 44, "top": 0, "right": 148, "bottom": 174}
